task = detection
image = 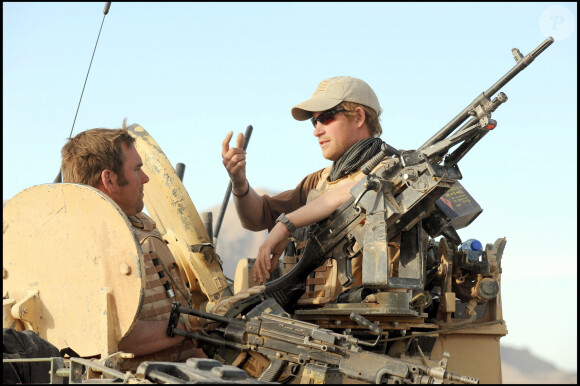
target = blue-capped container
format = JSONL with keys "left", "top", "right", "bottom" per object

{"left": 460, "top": 239, "right": 483, "bottom": 262}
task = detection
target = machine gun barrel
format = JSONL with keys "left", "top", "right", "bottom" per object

{"left": 420, "top": 37, "right": 553, "bottom": 150}
{"left": 167, "top": 303, "right": 246, "bottom": 350}
{"left": 485, "top": 36, "right": 553, "bottom": 97}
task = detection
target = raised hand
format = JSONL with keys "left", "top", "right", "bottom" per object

{"left": 221, "top": 131, "right": 248, "bottom": 193}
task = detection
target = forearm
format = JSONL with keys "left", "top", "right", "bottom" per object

{"left": 285, "top": 180, "right": 355, "bottom": 228}
{"left": 118, "top": 319, "right": 186, "bottom": 357}
{"left": 232, "top": 182, "right": 267, "bottom": 231}
{"left": 253, "top": 181, "right": 355, "bottom": 282}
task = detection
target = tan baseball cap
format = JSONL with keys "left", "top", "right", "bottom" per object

{"left": 291, "top": 76, "right": 381, "bottom": 121}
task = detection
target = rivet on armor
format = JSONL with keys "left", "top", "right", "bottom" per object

{"left": 119, "top": 263, "right": 131, "bottom": 275}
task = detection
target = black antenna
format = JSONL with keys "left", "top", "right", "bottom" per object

{"left": 54, "top": 2, "right": 112, "bottom": 183}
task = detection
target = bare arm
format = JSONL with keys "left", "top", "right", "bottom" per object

{"left": 118, "top": 319, "right": 187, "bottom": 357}
{"left": 253, "top": 180, "right": 356, "bottom": 283}
{"left": 233, "top": 183, "right": 267, "bottom": 231}
{"left": 222, "top": 131, "right": 266, "bottom": 231}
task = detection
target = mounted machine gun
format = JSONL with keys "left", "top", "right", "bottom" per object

{"left": 223, "top": 37, "right": 553, "bottom": 383}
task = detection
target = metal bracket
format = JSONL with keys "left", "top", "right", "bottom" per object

{"left": 512, "top": 48, "right": 524, "bottom": 62}
{"left": 11, "top": 289, "right": 40, "bottom": 331}
{"left": 400, "top": 150, "right": 426, "bottom": 167}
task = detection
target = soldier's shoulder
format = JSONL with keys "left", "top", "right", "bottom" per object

{"left": 129, "top": 212, "right": 157, "bottom": 232}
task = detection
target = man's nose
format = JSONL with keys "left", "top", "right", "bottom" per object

{"left": 313, "top": 123, "right": 324, "bottom": 137}
{"left": 141, "top": 170, "right": 149, "bottom": 184}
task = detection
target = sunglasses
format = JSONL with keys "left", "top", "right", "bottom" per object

{"left": 311, "top": 108, "right": 346, "bottom": 128}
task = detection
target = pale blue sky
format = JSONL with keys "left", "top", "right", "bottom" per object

{"left": 3, "top": 2, "right": 577, "bottom": 372}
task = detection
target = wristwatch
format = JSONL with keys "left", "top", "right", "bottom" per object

{"left": 275, "top": 213, "right": 296, "bottom": 233}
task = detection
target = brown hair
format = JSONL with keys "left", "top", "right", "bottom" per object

{"left": 61, "top": 119, "right": 135, "bottom": 187}
{"left": 339, "top": 101, "right": 382, "bottom": 137}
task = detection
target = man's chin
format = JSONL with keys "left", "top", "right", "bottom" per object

{"left": 125, "top": 205, "right": 144, "bottom": 217}
{"left": 322, "top": 151, "right": 339, "bottom": 162}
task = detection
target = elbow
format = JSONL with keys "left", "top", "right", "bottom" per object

{"left": 233, "top": 195, "right": 268, "bottom": 232}
{"left": 240, "top": 219, "right": 265, "bottom": 232}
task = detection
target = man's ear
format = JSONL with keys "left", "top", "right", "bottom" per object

{"left": 355, "top": 107, "right": 366, "bottom": 128}
{"left": 99, "top": 169, "right": 118, "bottom": 194}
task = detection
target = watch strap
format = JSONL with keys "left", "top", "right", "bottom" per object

{"left": 276, "top": 213, "right": 296, "bottom": 233}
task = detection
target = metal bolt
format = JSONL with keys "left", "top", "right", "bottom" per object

{"left": 119, "top": 263, "right": 131, "bottom": 275}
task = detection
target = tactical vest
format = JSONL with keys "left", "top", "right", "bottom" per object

{"left": 283, "top": 159, "right": 401, "bottom": 306}
{"left": 120, "top": 212, "right": 203, "bottom": 371}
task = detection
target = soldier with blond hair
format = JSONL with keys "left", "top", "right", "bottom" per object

{"left": 222, "top": 76, "right": 387, "bottom": 304}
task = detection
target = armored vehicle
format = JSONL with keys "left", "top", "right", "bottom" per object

{"left": 3, "top": 16, "right": 553, "bottom": 382}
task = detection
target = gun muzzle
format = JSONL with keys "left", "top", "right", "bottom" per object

{"left": 529, "top": 36, "right": 554, "bottom": 60}
{"left": 445, "top": 371, "right": 480, "bottom": 384}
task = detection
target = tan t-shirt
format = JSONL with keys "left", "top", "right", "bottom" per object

{"left": 260, "top": 168, "right": 324, "bottom": 231}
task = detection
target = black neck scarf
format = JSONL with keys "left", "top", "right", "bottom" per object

{"left": 329, "top": 137, "right": 384, "bottom": 182}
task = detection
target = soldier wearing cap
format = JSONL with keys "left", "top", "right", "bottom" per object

{"left": 222, "top": 76, "right": 387, "bottom": 303}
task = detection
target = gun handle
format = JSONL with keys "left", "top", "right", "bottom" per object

{"left": 258, "top": 358, "right": 286, "bottom": 382}
{"left": 361, "top": 143, "right": 389, "bottom": 175}
{"left": 335, "top": 253, "right": 354, "bottom": 287}
{"left": 263, "top": 240, "right": 326, "bottom": 310}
